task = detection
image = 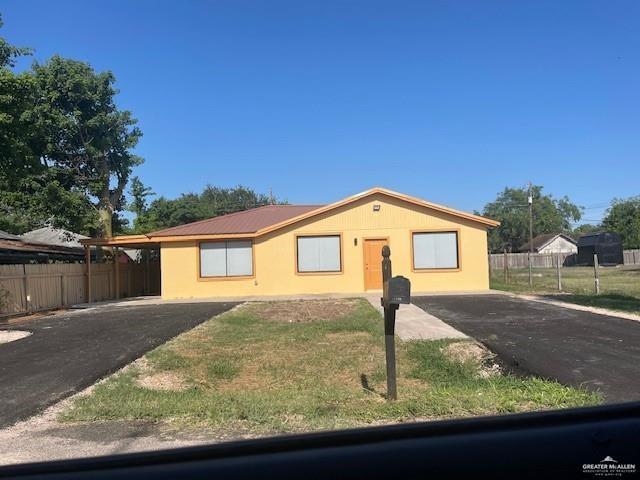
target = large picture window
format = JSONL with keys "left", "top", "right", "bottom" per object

{"left": 412, "top": 231, "right": 459, "bottom": 270}
{"left": 296, "top": 235, "right": 341, "bottom": 273}
{"left": 200, "top": 240, "right": 253, "bottom": 277}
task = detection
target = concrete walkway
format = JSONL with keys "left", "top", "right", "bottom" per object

{"left": 365, "top": 296, "right": 467, "bottom": 341}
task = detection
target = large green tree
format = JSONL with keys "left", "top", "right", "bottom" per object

{"left": 127, "top": 176, "right": 154, "bottom": 218}
{"left": 573, "top": 223, "right": 600, "bottom": 237}
{"left": 126, "top": 176, "right": 155, "bottom": 233}
{"left": 602, "top": 196, "right": 640, "bottom": 249}
{"left": 31, "top": 56, "right": 143, "bottom": 237}
{"left": 1, "top": 18, "right": 95, "bottom": 234}
{"left": 0, "top": 18, "right": 140, "bottom": 236}
{"left": 482, "top": 185, "right": 582, "bottom": 252}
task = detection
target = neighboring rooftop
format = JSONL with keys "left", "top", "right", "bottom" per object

{"left": 519, "top": 233, "right": 577, "bottom": 253}
{"left": 20, "top": 227, "right": 88, "bottom": 249}
{"left": 0, "top": 230, "right": 21, "bottom": 241}
{"left": 149, "top": 204, "right": 324, "bottom": 237}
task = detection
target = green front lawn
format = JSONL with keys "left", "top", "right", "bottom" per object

{"left": 62, "top": 299, "right": 599, "bottom": 434}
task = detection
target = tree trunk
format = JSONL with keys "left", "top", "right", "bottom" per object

{"left": 98, "top": 205, "right": 113, "bottom": 238}
{"left": 97, "top": 157, "right": 116, "bottom": 239}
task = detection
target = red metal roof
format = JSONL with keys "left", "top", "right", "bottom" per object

{"left": 149, "top": 205, "right": 324, "bottom": 237}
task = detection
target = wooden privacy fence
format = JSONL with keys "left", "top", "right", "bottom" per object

{"left": 489, "top": 252, "right": 577, "bottom": 269}
{"left": 0, "top": 262, "right": 160, "bottom": 317}
{"left": 490, "top": 250, "right": 640, "bottom": 269}
{"left": 623, "top": 249, "right": 640, "bottom": 265}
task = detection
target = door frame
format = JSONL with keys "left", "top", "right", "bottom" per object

{"left": 362, "top": 237, "right": 390, "bottom": 291}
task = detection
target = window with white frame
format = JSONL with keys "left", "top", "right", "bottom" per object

{"left": 200, "top": 240, "right": 253, "bottom": 277}
{"left": 296, "top": 235, "right": 341, "bottom": 273}
{"left": 412, "top": 231, "right": 459, "bottom": 269}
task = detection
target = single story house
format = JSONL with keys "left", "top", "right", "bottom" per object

{"left": 518, "top": 233, "right": 578, "bottom": 254}
{"left": 83, "top": 188, "right": 499, "bottom": 299}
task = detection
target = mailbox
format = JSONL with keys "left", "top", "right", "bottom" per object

{"left": 386, "top": 276, "right": 411, "bottom": 305}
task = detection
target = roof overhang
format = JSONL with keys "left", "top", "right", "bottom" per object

{"left": 80, "top": 235, "right": 160, "bottom": 249}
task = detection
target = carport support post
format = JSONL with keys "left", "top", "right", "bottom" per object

{"left": 556, "top": 253, "right": 562, "bottom": 292}
{"left": 593, "top": 253, "right": 600, "bottom": 294}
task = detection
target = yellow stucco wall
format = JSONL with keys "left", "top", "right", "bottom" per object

{"left": 160, "top": 193, "right": 490, "bottom": 299}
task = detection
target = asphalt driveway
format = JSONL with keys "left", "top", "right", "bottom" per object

{"left": 0, "top": 302, "right": 237, "bottom": 428}
{"left": 412, "top": 294, "right": 640, "bottom": 403}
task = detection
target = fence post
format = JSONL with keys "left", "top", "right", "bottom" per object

{"left": 85, "top": 245, "right": 92, "bottom": 304}
{"left": 503, "top": 249, "right": 509, "bottom": 283}
{"left": 556, "top": 253, "right": 562, "bottom": 291}
{"left": 593, "top": 253, "right": 600, "bottom": 295}
{"left": 127, "top": 266, "right": 132, "bottom": 298}
{"left": 61, "top": 273, "right": 67, "bottom": 306}
{"left": 115, "top": 247, "right": 120, "bottom": 300}
{"left": 23, "top": 264, "right": 32, "bottom": 314}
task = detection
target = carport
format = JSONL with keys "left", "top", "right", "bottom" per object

{"left": 80, "top": 235, "right": 161, "bottom": 303}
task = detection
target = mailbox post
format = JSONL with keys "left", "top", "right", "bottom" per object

{"left": 380, "top": 246, "right": 410, "bottom": 401}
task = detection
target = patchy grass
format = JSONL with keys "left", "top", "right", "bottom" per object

{"left": 491, "top": 265, "right": 640, "bottom": 314}
{"left": 61, "top": 299, "right": 599, "bottom": 434}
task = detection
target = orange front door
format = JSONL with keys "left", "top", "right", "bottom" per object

{"left": 363, "top": 238, "right": 388, "bottom": 290}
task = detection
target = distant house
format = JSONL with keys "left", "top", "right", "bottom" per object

{"left": 519, "top": 234, "right": 577, "bottom": 254}
{"left": 21, "top": 227, "right": 89, "bottom": 250}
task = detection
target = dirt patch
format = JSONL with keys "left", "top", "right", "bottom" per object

{"left": 443, "top": 341, "right": 501, "bottom": 378}
{"left": 1, "top": 309, "right": 68, "bottom": 326}
{"left": 134, "top": 357, "right": 188, "bottom": 391}
{"left": 137, "top": 372, "right": 189, "bottom": 391}
{"left": 243, "top": 299, "right": 361, "bottom": 323}
{"left": 443, "top": 341, "right": 486, "bottom": 364}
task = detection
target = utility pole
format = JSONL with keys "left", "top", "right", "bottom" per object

{"left": 269, "top": 187, "right": 274, "bottom": 205}
{"left": 528, "top": 182, "right": 533, "bottom": 287}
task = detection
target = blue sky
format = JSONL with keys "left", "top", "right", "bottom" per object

{"left": 3, "top": 1, "right": 639, "bottom": 224}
